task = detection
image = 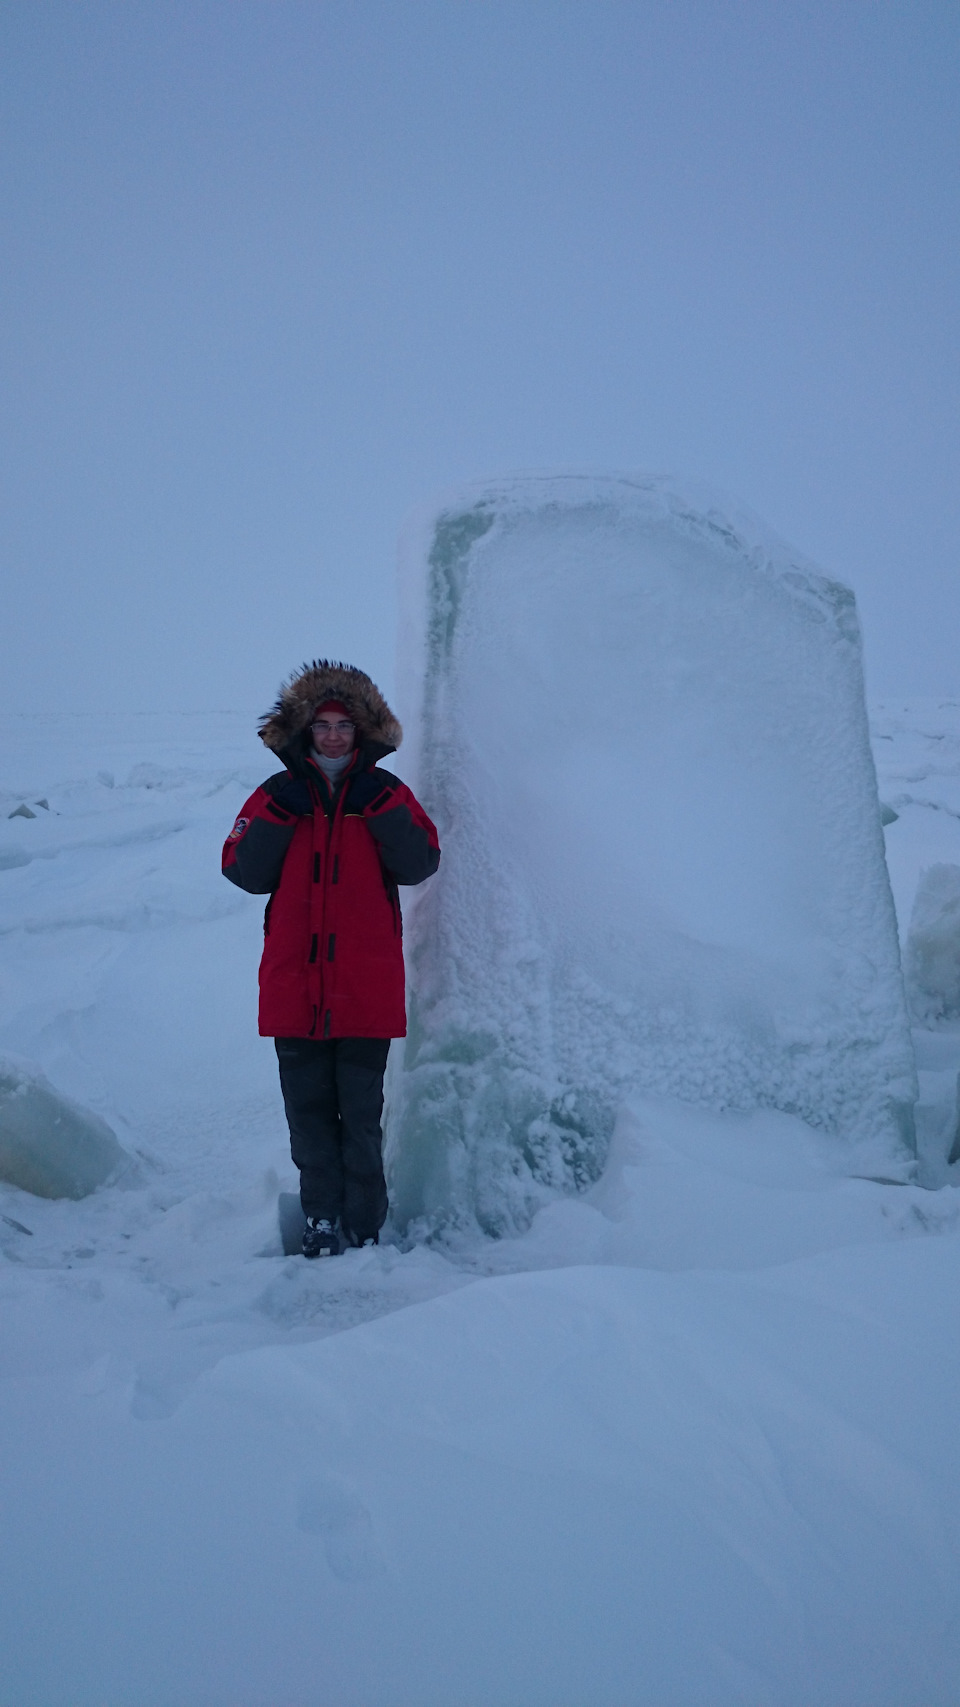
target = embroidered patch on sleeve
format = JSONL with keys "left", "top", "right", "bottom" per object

{"left": 228, "top": 816, "right": 249, "bottom": 841}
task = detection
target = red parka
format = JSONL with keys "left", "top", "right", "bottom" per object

{"left": 222, "top": 661, "right": 439, "bottom": 1040}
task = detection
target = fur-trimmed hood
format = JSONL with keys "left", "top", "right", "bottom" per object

{"left": 259, "top": 660, "right": 403, "bottom": 765}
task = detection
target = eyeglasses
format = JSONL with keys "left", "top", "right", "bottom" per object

{"left": 311, "top": 719, "right": 355, "bottom": 735}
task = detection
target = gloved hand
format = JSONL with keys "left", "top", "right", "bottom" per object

{"left": 345, "top": 770, "right": 397, "bottom": 815}
{"left": 265, "top": 774, "right": 315, "bottom": 816}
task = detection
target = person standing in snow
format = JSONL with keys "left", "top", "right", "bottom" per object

{"left": 222, "top": 661, "right": 440, "bottom": 1259}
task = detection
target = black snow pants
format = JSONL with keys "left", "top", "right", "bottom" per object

{"left": 275, "top": 1036, "right": 391, "bottom": 1241}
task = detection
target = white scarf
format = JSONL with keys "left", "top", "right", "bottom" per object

{"left": 310, "top": 750, "right": 353, "bottom": 789}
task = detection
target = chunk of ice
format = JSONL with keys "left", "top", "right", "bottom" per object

{"left": 0, "top": 1058, "right": 138, "bottom": 1200}
{"left": 905, "top": 864, "right": 960, "bottom": 1022}
{"left": 390, "top": 474, "right": 916, "bottom": 1235}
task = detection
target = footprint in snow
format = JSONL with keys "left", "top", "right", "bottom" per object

{"left": 296, "top": 1475, "right": 385, "bottom": 1581}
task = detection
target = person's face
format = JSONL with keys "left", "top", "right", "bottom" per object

{"left": 311, "top": 712, "right": 356, "bottom": 757}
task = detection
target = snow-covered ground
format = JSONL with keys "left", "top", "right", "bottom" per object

{"left": 1, "top": 703, "right": 960, "bottom": 1705}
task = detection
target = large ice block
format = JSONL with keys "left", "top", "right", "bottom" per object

{"left": 0, "top": 1058, "right": 137, "bottom": 1199}
{"left": 389, "top": 474, "right": 916, "bottom": 1235}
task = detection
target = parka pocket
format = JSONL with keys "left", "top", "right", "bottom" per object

{"left": 380, "top": 868, "right": 401, "bottom": 936}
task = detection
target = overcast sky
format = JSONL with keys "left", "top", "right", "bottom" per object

{"left": 2, "top": 1, "right": 957, "bottom": 718}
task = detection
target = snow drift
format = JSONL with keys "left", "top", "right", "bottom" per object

{"left": 389, "top": 474, "right": 916, "bottom": 1235}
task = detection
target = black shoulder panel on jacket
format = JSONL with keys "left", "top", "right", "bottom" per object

{"left": 262, "top": 771, "right": 315, "bottom": 816}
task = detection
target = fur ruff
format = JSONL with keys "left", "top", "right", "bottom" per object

{"left": 258, "top": 660, "right": 403, "bottom": 756}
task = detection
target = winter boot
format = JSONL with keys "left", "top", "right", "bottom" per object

{"left": 303, "top": 1217, "right": 339, "bottom": 1259}
{"left": 342, "top": 1227, "right": 379, "bottom": 1250}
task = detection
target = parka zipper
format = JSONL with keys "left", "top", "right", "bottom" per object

{"left": 307, "top": 751, "right": 356, "bottom": 1011}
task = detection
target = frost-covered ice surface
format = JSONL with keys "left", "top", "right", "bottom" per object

{"left": 1, "top": 702, "right": 959, "bottom": 1706}
{"left": 905, "top": 864, "right": 960, "bottom": 1022}
{"left": 391, "top": 475, "right": 915, "bottom": 1235}
{"left": 874, "top": 699, "right": 960, "bottom": 1180}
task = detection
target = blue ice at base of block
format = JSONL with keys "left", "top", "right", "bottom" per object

{"left": 278, "top": 1190, "right": 307, "bottom": 1255}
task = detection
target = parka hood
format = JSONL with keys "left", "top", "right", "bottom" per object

{"left": 259, "top": 660, "right": 402, "bottom": 768}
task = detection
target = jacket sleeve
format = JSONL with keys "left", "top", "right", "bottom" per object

{"left": 221, "top": 782, "right": 300, "bottom": 894}
{"left": 362, "top": 779, "right": 441, "bottom": 886}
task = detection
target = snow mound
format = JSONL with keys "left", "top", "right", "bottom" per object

{"left": 0, "top": 1058, "right": 138, "bottom": 1199}
{"left": 390, "top": 473, "right": 916, "bottom": 1235}
{"left": 906, "top": 864, "right": 960, "bottom": 1022}
{"left": 6, "top": 1239, "right": 958, "bottom": 1707}
{"left": 461, "top": 1097, "right": 949, "bottom": 1279}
